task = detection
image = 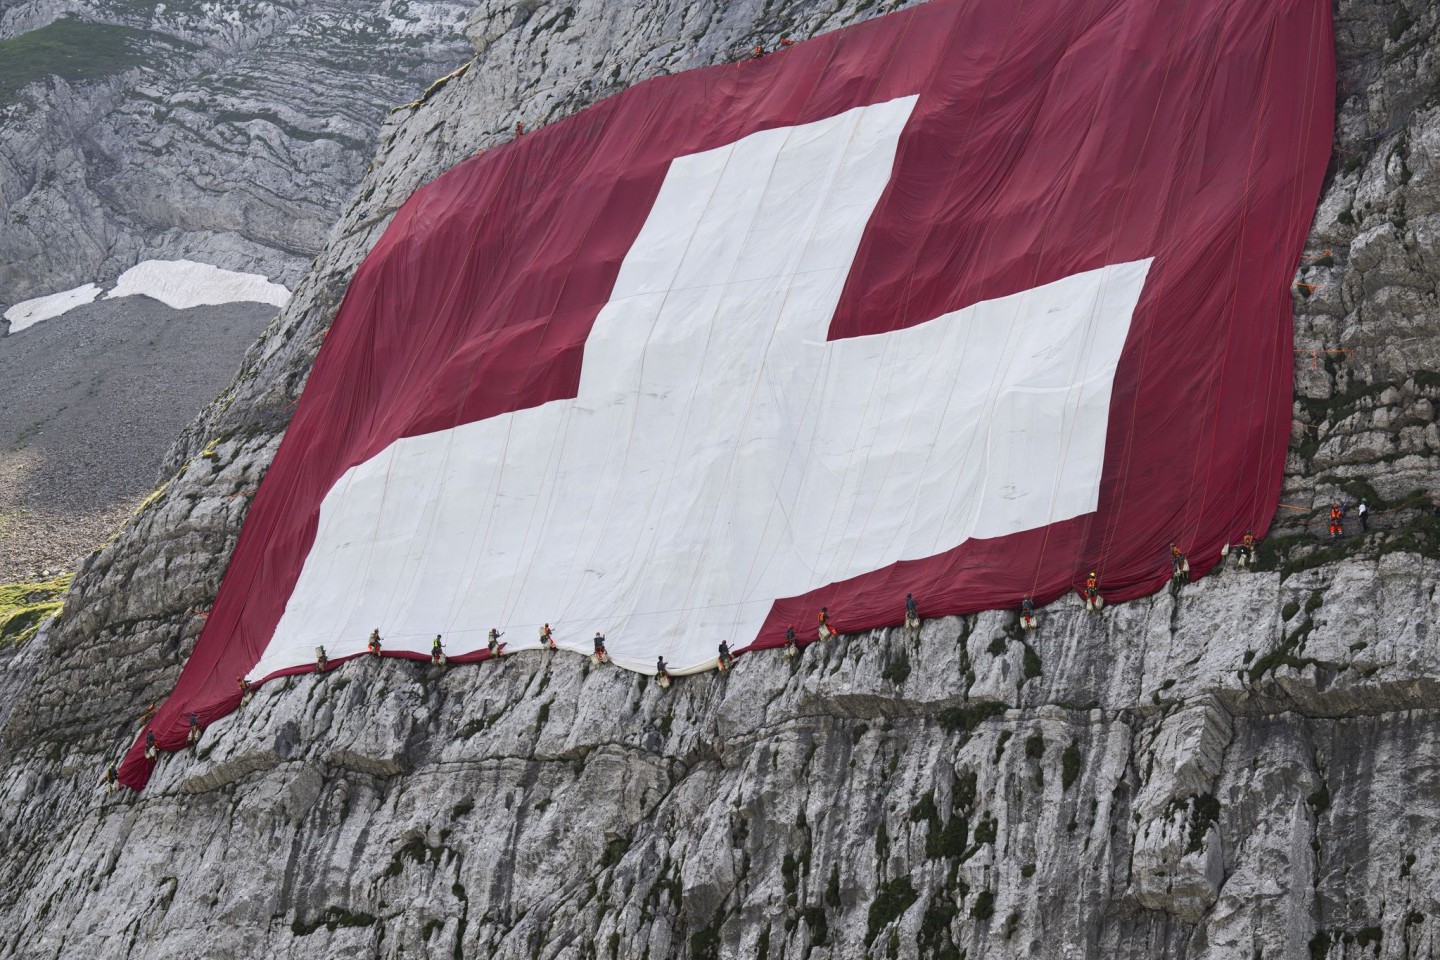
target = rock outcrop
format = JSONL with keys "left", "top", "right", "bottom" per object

{"left": 0, "top": 0, "right": 476, "bottom": 313}
{"left": 3, "top": 1, "right": 1439, "bottom": 958}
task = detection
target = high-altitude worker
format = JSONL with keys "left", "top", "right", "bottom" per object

{"left": 1170, "top": 543, "right": 1189, "bottom": 581}
{"left": 1085, "top": 572, "right": 1103, "bottom": 612}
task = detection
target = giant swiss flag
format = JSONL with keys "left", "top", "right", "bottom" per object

{"left": 122, "top": 0, "right": 1333, "bottom": 788}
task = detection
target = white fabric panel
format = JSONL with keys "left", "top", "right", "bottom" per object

{"left": 251, "top": 96, "right": 1152, "bottom": 680}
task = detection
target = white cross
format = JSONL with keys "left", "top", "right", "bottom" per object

{"left": 250, "top": 96, "right": 1151, "bottom": 679}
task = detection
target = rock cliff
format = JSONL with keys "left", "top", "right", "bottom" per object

{"left": 3, "top": 1, "right": 1439, "bottom": 958}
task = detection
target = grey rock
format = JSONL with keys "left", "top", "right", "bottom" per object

{"left": 0, "top": 0, "right": 477, "bottom": 315}
{"left": 0, "top": 296, "right": 274, "bottom": 581}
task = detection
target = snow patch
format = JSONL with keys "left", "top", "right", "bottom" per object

{"left": 105, "top": 260, "right": 290, "bottom": 311}
{"left": 4, "top": 284, "right": 103, "bottom": 333}
{"left": 4, "top": 260, "right": 290, "bottom": 335}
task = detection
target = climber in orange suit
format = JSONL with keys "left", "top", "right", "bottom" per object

{"left": 1237, "top": 530, "right": 1256, "bottom": 567}
{"left": 818, "top": 607, "right": 837, "bottom": 640}
{"left": 1170, "top": 543, "right": 1189, "bottom": 581}
{"left": 1084, "top": 572, "right": 1103, "bottom": 612}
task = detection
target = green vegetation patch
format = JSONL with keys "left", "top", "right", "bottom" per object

{"left": 881, "top": 649, "right": 911, "bottom": 684}
{"left": 1060, "top": 743, "right": 1082, "bottom": 791}
{"left": 689, "top": 920, "right": 722, "bottom": 960}
{"left": 918, "top": 896, "right": 958, "bottom": 957}
{"left": 866, "top": 877, "right": 918, "bottom": 946}
{"left": 0, "top": 575, "right": 70, "bottom": 648}
{"left": 1389, "top": 7, "right": 1413, "bottom": 42}
{"left": 600, "top": 835, "right": 630, "bottom": 868}
{"left": 290, "top": 906, "right": 377, "bottom": 936}
{"left": 1185, "top": 793, "right": 1221, "bottom": 854}
{"left": 938, "top": 700, "right": 1008, "bottom": 737}
{"left": 1021, "top": 641, "right": 1042, "bottom": 680}
{"left": 909, "top": 790, "right": 970, "bottom": 860}
{"left": 0, "top": 18, "right": 151, "bottom": 105}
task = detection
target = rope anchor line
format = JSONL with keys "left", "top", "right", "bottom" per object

{"left": 1294, "top": 347, "right": 1351, "bottom": 368}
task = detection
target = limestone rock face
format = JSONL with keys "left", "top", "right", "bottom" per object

{"left": 3, "top": 1, "right": 1440, "bottom": 959}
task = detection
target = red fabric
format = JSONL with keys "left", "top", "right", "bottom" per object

{"left": 120, "top": 0, "right": 1333, "bottom": 789}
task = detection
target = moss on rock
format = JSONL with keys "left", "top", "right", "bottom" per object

{"left": 0, "top": 575, "right": 70, "bottom": 648}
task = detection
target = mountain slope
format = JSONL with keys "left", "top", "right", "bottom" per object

{"left": 0, "top": 0, "right": 476, "bottom": 313}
